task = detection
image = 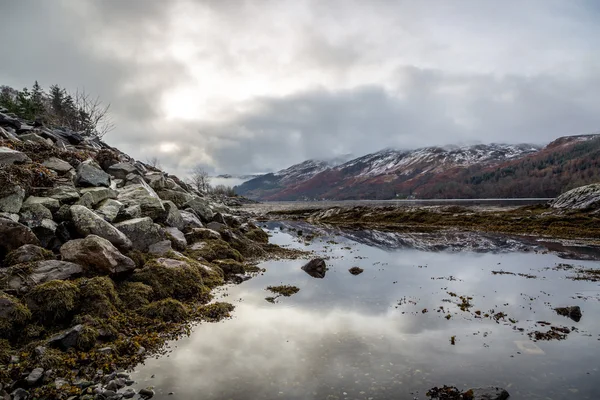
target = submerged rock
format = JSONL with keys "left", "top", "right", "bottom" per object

{"left": 468, "top": 386, "right": 510, "bottom": 400}
{"left": 555, "top": 306, "right": 582, "bottom": 322}
{"left": 302, "top": 258, "right": 327, "bottom": 278}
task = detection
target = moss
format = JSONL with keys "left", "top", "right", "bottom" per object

{"left": 26, "top": 280, "right": 79, "bottom": 324}
{"left": 186, "top": 239, "right": 243, "bottom": 262}
{"left": 0, "top": 162, "right": 55, "bottom": 197}
{"left": 245, "top": 228, "right": 269, "bottom": 244}
{"left": 197, "top": 302, "right": 234, "bottom": 322}
{"left": 127, "top": 250, "right": 158, "bottom": 269}
{"left": 118, "top": 282, "right": 154, "bottom": 310}
{"left": 4, "top": 246, "right": 54, "bottom": 267}
{"left": 195, "top": 263, "right": 224, "bottom": 289}
{"left": 213, "top": 259, "right": 245, "bottom": 275}
{"left": 266, "top": 285, "right": 300, "bottom": 297}
{"left": 131, "top": 260, "right": 210, "bottom": 302}
{"left": 0, "top": 339, "right": 11, "bottom": 364}
{"left": 76, "top": 277, "right": 120, "bottom": 317}
{"left": 0, "top": 292, "right": 32, "bottom": 335}
{"left": 76, "top": 325, "right": 99, "bottom": 351}
{"left": 140, "top": 299, "right": 189, "bottom": 323}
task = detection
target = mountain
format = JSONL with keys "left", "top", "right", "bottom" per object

{"left": 235, "top": 134, "right": 600, "bottom": 200}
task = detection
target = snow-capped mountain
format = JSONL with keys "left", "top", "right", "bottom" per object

{"left": 235, "top": 134, "right": 600, "bottom": 200}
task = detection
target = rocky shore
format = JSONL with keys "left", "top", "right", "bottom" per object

{"left": 0, "top": 109, "right": 297, "bottom": 399}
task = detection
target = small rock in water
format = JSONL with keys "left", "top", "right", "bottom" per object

{"left": 301, "top": 257, "right": 327, "bottom": 278}
{"left": 554, "top": 306, "right": 582, "bottom": 322}
{"left": 139, "top": 387, "right": 155, "bottom": 398}
{"left": 122, "top": 387, "right": 136, "bottom": 398}
{"left": 349, "top": 267, "right": 364, "bottom": 275}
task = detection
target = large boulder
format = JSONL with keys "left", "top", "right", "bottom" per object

{"left": 114, "top": 217, "right": 165, "bottom": 251}
{"left": 42, "top": 157, "right": 73, "bottom": 173}
{"left": 0, "top": 217, "right": 40, "bottom": 258}
{"left": 162, "top": 200, "right": 184, "bottom": 230}
{"left": 183, "top": 197, "right": 214, "bottom": 222}
{"left": 550, "top": 183, "right": 600, "bottom": 210}
{"left": 75, "top": 162, "right": 111, "bottom": 188}
{"left": 301, "top": 258, "right": 327, "bottom": 279}
{"left": 0, "top": 146, "right": 31, "bottom": 165}
{"left": 117, "top": 183, "right": 165, "bottom": 220}
{"left": 47, "top": 185, "right": 80, "bottom": 203}
{"left": 165, "top": 227, "right": 187, "bottom": 250}
{"left": 555, "top": 306, "right": 582, "bottom": 322}
{"left": 96, "top": 199, "right": 124, "bottom": 222}
{"left": 60, "top": 235, "right": 135, "bottom": 275}
{"left": 0, "top": 184, "right": 25, "bottom": 213}
{"left": 107, "top": 162, "right": 138, "bottom": 180}
{"left": 157, "top": 189, "right": 194, "bottom": 208}
{"left": 180, "top": 210, "right": 203, "bottom": 230}
{"left": 69, "top": 205, "right": 132, "bottom": 251}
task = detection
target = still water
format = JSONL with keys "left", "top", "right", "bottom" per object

{"left": 131, "top": 223, "right": 600, "bottom": 399}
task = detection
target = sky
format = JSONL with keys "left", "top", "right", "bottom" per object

{"left": 1, "top": 0, "right": 599, "bottom": 178}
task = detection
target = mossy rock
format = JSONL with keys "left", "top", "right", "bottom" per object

{"left": 76, "top": 277, "right": 121, "bottom": 317}
{"left": 195, "top": 263, "right": 224, "bottom": 289}
{"left": 131, "top": 259, "right": 210, "bottom": 302}
{"left": 213, "top": 259, "right": 245, "bottom": 275}
{"left": 139, "top": 299, "right": 189, "bottom": 323}
{"left": 197, "top": 302, "right": 234, "bottom": 322}
{"left": 0, "top": 292, "right": 31, "bottom": 336}
{"left": 76, "top": 324, "right": 99, "bottom": 351}
{"left": 26, "top": 280, "right": 79, "bottom": 324}
{"left": 4, "top": 245, "right": 54, "bottom": 267}
{"left": 126, "top": 250, "right": 159, "bottom": 269}
{"left": 186, "top": 239, "right": 243, "bottom": 262}
{"left": 0, "top": 338, "right": 11, "bottom": 364}
{"left": 245, "top": 228, "right": 269, "bottom": 244}
{"left": 118, "top": 282, "right": 154, "bottom": 310}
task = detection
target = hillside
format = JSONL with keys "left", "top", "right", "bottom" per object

{"left": 235, "top": 135, "right": 600, "bottom": 200}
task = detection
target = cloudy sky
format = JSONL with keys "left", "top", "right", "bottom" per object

{"left": 1, "top": 0, "right": 599, "bottom": 177}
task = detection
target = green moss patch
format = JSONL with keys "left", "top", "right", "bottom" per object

{"left": 26, "top": 280, "right": 78, "bottom": 324}
{"left": 186, "top": 239, "right": 243, "bottom": 262}
{"left": 245, "top": 228, "right": 269, "bottom": 244}
{"left": 140, "top": 299, "right": 189, "bottom": 323}
{"left": 266, "top": 285, "right": 300, "bottom": 297}
{"left": 196, "top": 302, "right": 234, "bottom": 322}
{"left": 118, "top": 282, "right": 154, "bottom": 310}
{"left": 0, "top": 292, "right": 31, "bottom": 336}
{"left": 76, "top": 277, "right": 120, "bottom": 317}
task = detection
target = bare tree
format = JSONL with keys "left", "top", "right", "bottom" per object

{"left": 146, "top": 156, "right": 162, "bottom": 170}
{"left": 74, "top": 88, "right": 115, "bottom": 138}
{"left": 189, "top": 165, "right": 211, "bottom": 192}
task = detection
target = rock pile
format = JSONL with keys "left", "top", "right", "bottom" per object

{"left": 0, "top": 108, "right": 270, "bottom": 398}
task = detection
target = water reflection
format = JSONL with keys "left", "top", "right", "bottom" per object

{"left": 131, "top": 224, "right": 600, "bottom": 400}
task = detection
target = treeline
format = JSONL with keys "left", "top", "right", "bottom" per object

{"left": 0, "top": 82, "right": 113, "bottom": 138}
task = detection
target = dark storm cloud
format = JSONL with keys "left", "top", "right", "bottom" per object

{"left": 0, "top": 0, "right": 599, "bottom": 177}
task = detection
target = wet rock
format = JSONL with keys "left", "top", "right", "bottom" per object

{"left": 302, "top": 258, "right": 327, "bottom": 278}
{"left": 70, "top": 205, "right": 132, "bottom": 250}
{"left": 349, "top": 267, "right": 364, "bottom": 275}
{"left": 75, "top": 161, "right": 111, "bottom": 188}
{"left": 138, "top": 387, "right": 155, "bottom": 399}
{"left": 23, "top": 196, "right": 60, "bottom": 213}
{"left": 114, "top": 217, "right": 165, "bottom": 252}
{"left": 0, "top": 217, "right": 40, "bottom": 258}
{"left": 26, "top": 367, "right": 44, "bottom": 386}
{"left": 60, "top": 235, "right": 135, "bottom": 274}
{"left": 42, "top": 157, "right": 73, "bottom": 173}
{"left": 0, "top": 146, "right": 31, "bottom": 165}
{"left": 468, "top": 386, "right": 510, "bottom": 400}
{"left": 47, "top": 185, "right": 80, "bottom": 203}
{"left": 96, "top": 199, "right": 124, "bottom": 222}
{"left": 555, "top": 306, "right": 582, "bottom": 322}
{"left": 0, "top": 184, "right": 25, "bottom": 213}
{"left": 117, "top": 183, "right": 166, "bottom": 220}
{"left": 3, "top": 244, "right": 50, "bottom": 266}
{"left": 550, "top": 183, "right": 600, "bottom": 210}
{"left": 180, "top": 210, "right": 203, "bottom": 230}
{"left": 183, "top": 197, "right": 214, "bottom": 222}
{"left": 164, "top": 227, "right": 187, "bottom": 250}
{"left": 161, "top": 200, "right": 184, "bottom": 230}
{"left": 107, "top": 162, "right": 138, "bottom": 180}
{"left": 157, "top": 189, "right": 194, "bottom": 208}
{"left": 47, "top": 324, "right": 84, "bottom": 351}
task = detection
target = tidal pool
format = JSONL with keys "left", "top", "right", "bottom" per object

{"left": 130, "top": 223, "right": 600, "bottom": 399}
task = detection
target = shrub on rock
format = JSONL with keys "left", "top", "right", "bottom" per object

{"left": 140, "top": 299, "right": 189, "bottom": 323}
{"left": 26, "top": 280, "right": 79, "bottom": 323}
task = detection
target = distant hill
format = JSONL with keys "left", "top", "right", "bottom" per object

{"left": 235, "top": 134, "right": 600, "bottom": 200}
